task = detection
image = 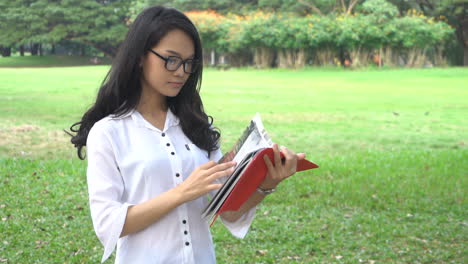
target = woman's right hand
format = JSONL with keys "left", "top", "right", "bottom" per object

{"left": 175, "top": 161, "right": 236, "bottom": 203}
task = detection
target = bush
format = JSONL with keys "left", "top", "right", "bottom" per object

{"left": 186, "top": 3, "right": 454, "bottom": 68}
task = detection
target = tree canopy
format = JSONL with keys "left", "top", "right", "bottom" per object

{"left": 0, "top": 0, "right": 132, "bottom": 57}
{"left": 0, "top": 0, "right": 466, "bottom": 65}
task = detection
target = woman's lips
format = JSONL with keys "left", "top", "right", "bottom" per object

{"left": 168, "top": 82, "right": 183, "bottom": 88}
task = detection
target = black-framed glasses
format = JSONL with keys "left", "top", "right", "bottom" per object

{"left": 149, "top": 49, "right": 199, "bottom": 74}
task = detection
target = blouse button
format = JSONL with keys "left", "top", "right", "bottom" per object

{"left": 175, "top": 173, "right": 180, "bottom": 177}
{"left": 182, "top": 220, "right": 187, "bottom": 224}
{"left": 171, "top": 152, "right": 175, "bottom": 155}
{"left": 166, "top": 143, "right": 170, "bottom": 147}
{"left": 184, "top": 231, "right": 188, "bottom": 235}
{"left": 161, "top": 133, "right": 165, "bottom": 137}
{"left": 185, "top": 242, "right": 190, "bottom": 246}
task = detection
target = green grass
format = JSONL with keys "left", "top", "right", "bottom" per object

{"left": 0, "top": 66, "right": 467, "bottom": 263}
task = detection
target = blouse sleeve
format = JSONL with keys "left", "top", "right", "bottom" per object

{"left": 210, "top": 148, "right": 257, "bottom": 239}
{"left": 86, "top": 121, "right": 134, "bottom": 263}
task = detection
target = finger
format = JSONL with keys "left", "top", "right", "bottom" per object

{"left": 280, "top": 146, "right": 296, "bottom": 162}
{"left": 296, "top": 153, "right": 306, "bottom": 160}
{"left": 209, "top": 166, "right": 235, "bottom": 181}
{"left": 281, "top": 147, "right": 297, "bottom": 173}
{"left": 198, "top": 160, "right": 217, "bottom": 170}
{"left": 263, "top": 154, "right": 276, "bottom": 175}
{"left": 207, "top": 183, "right": 223, "bottom": 191}
{"left": 206, "top": 161, "right": 236, "bottom": 175}
{"left": 273, "top": 143, "right": 282, "bottom": 167}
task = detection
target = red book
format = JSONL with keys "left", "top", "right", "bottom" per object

{"left": 202, "top": 114, "right": 319, "bottom": 226}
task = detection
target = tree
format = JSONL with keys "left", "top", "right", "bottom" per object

{"left": 422, "top": 0, "right": 468, "bottom": 66}
{"left": 145, "top": 0, "right": 259, "bottom": 13}
{"left": 387, "top": 0, "right": 468, "bottom": 66}
{"left": 0, "top": 0, "right": 133, "bottom": 57}
{"left": 0, "top": 0, "right": 44, "bottom": 56}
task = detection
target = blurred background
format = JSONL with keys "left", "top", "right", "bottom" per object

{"left": 1, "top": 0, "right": 467, "bottom": 68}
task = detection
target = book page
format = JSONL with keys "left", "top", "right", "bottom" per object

{"left": 219, "top": 113, "right": 273, "bottom": 164}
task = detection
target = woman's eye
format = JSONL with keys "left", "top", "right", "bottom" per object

{"left": 167, "top": 57, "right": 180, "bottom": 65}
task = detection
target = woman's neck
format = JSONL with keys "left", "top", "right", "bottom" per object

{"left": 137, "top": 86, "right": 169, "bottom": 130}
{"left": 137, "top": 84, "right": 168, "bottom": 115}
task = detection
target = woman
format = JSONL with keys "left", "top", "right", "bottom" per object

{"left": 70, "top": 5, "right": 304, "bottom": 264}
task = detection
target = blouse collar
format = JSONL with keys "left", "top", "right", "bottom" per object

{"left": 130, "top": 109, "right": 180, "bottom": 132}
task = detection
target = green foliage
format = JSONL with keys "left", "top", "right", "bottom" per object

{"left": 146, "top": 0, "right": 259, "bottom": 14}
{"left": 361, "top": 0, "right": 399, "bottom": 18}
{"left": 240, "top": 12, "right": 280, "bottom": 49}
{"left": 0, "top": 0, "right": 133, "bottom": 57}
{"left": 392, "top": 14, "right": 454, "bottom": 49}
{"left": 186, "top": 0, "right": 454, "bottom": 64}
{"left": 185, "top": 10, "right": 229, "bottom": 52}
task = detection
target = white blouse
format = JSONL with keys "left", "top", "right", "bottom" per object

{"left": 86, "top": 109, "right": 256, "bottom": 263}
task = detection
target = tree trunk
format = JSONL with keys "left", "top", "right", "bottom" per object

{"left": 226, "top": 51, "right": 252, "bottom": 67}
{"left": 295, "top": 49, "right": 306, "bottom": 68}
{"left": 277, "top": 49, "right": 306, "bottom": 69}
{"left": 459, "top": 8, "right": 468, "bottom": 66}
{"left": 254, "top": 47, "right": 274, "bottom": 68}
{"left": 378, "top": 47, "right": 382, "bottom": 67}
{"left": 210, "top": 50, "right": 215, "bottom": 66}
{"left": 454, "top": 6, "right": 468, "bottom": 66}
{"left": 39, "top": 43, "right": 43, "bottom": 56}
{"left": 92, "top": 42, "right": 118, "bottom": 58}
{"left": 277, "top": 50, "right": 286, "bottom": 68}
{"left": 315, "top": 49, "right": 335, "bottom": 66}
{"left": 349, "top": 46, "right": 363, "bottom": 67}
{"left": 1, "top": 47, "right": 11, "bottom": 57}
{"left": 433, "top": 45, "right": 447, "bottom": 67}
{"left": 31, "top": 43, "right": 40, "bottom": 55}
{"left": 464, "top": 43, "right": 468, "bottom": 66}
{"left": 51, "top": 44, "right": 55, "bottom": 55}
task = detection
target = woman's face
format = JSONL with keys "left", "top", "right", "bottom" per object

{"left": 140, "top": 29, "right": 195, "bottom": 100}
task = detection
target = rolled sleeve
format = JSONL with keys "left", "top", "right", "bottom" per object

{"left": 86, "top": 121, "right": 131, "bottom": 263}
{"left": 220, "top": 207, "right": 256, "bottom": 238}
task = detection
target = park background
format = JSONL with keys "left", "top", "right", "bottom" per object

{"left": 1, "top": 0, "right": 467, "bottom": 263}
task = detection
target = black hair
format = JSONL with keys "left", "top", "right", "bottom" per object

{"left": 68, "top": 5, "right": 220, "bottom": 160}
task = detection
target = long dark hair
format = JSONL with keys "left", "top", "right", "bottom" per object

{"left": 69, "top": 6, "right": 220, "bottom": 160}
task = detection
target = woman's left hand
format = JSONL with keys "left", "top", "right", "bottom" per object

{"left": 260, "top": 144, "right": 306, "bottom": 189}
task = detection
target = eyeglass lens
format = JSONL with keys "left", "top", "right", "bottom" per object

{"left": 166, "top": 57, "right": 197, "bottom": 73}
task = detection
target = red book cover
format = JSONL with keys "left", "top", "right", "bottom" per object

{"left": 208, "top": 148, "right": 319, "bottom": 226}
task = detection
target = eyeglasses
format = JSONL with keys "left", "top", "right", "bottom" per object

{"left": 149, "top": 49, "right": 199, "bottom": 74}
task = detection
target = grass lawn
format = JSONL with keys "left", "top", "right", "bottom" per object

{"left": 0, "top": 66, "right": 467, "bottom": 263}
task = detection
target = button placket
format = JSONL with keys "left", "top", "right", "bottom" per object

{"left": 162, "top": 132, "right": 183, "bottom": 184}
{"left": 163, "top": 131, "right": 193, "bottom": 260}
{"left": 181, "top": 218, "right": 193, "bottom": 252}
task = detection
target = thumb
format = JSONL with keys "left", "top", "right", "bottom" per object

{"left": 296, "top": 153, "right": 306, "bottom": 160}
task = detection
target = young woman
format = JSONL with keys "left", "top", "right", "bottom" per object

{"left": 70, "top": 5, "right": 304, "bottom": 264}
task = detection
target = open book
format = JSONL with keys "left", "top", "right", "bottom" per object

{"left": 202, "top": 113, "right": 319, "bottom": 226}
